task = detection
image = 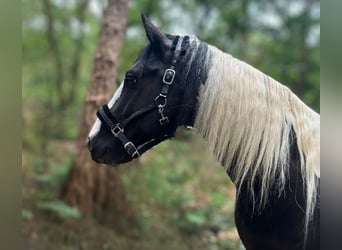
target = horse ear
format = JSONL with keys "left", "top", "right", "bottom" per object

{"left": 141, "top": 14, "right": 172, "bottom": 51}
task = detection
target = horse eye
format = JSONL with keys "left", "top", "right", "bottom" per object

{"left": 124, "top": 75, "right": 137, "bottom": 88}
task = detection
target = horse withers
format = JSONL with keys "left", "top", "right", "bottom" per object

{"left": 87, "top": 15, "right": 320, "bottom": 250}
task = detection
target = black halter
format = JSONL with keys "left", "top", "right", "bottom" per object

{"left": 96, "top": 36, "right": 185, "bottom": 159}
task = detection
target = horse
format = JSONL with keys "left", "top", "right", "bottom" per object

{"left": 87, "top": 15, "right": 320, "bottom": 250}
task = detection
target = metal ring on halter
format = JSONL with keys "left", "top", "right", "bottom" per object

{"left": 154, "top": 94, "right": 167, "bottom": 108}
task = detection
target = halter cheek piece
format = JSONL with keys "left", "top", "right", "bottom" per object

{"left": 96, "top": 36, "right": 185, "bottom": 159}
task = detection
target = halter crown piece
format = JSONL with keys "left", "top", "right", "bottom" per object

{"left": 97, "top": 36, "right": 185, "bottom": 159}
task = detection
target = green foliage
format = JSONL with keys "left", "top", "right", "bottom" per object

{"left": 37, "top": 200, "right": 82, "bottom": 219}
{"left": 120, "top": 135, "right": 239, "bottom": 248}
{"left": 22, "top": 0, "right": 98, "bottom": 147}
{"left": 22, "top": 208, "right": 33, "bottom": 220}
{"left": 23, "top": 144, "right": 73, "bottom": 203}
{"left": 34, "top": 161, "right": 71, "bottom": 189}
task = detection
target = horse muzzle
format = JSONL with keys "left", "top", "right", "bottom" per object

{"left": 87, "top": 137, "right": 132, "bottom": 165}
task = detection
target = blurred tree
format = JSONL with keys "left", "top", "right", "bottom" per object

{"left": 22, "top": 0, "right": 98, "bottom": 149}
{"left": 23, "top": 0, "right": 96, "bottom": 170}
{"left": 249, "top": 0, "right": 320, "bottom": 110}
{"left": 175, "top": 0, "right": 320, "bottom": 110}
{"left": 60, "top": 0, "right": 134, "bottom": 226}
{"left": 41, "top": 0, "right": 90, "bottom": 109}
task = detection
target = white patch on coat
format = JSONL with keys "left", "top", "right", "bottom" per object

{"left": 88, "top": 83, "right": 124, "bottom": 140}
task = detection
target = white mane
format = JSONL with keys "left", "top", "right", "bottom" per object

{"left": 194, "top": 45, "right": 320, "bottom": 236}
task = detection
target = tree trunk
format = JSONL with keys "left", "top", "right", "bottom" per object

{"left": 60, "top": 0, "right": 134, "bottom": 226}
{"left": 42, "top": 0, "right": 65, "bottom": 108}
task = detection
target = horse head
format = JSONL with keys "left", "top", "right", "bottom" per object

{"left": 87, "top": 15, "right": 208, "bottom": 165}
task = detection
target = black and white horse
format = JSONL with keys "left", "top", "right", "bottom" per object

{"left": 88, "top": 15, "right": 320, "bottom": 250}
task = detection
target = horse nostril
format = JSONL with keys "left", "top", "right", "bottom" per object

{"left": 87, "top": 138, "right": 94, "bottom": 151}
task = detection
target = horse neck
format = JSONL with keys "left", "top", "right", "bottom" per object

{"left": 193, "top": 45, "right": 320, "bottom": 215}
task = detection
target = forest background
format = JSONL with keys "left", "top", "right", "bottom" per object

{"left": 22, "top": 0, "right": 320, "bottom": 249}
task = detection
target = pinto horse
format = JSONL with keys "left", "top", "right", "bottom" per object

{"left": 88, "top": 15, "right": 320, "bottom": 250}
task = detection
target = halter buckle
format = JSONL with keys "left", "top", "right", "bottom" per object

{"left": 124, "top": 142, "right": 140, "bottom": 158}
{"left": 111, "top": 123, "right": 123, "bottom": 136}
{"left": 163, "top": 69, "right": 176, "bottom": 85}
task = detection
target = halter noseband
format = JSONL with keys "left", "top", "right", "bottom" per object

{"left": 96, "top": 36, "right": 185, "bottom": 159}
